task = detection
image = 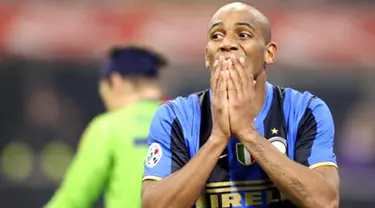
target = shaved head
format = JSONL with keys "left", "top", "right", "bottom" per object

{"left": 205, "top": 2, "right": 277, "bottom": 79}
{"left": 210, "top": 2, "right": 271, "bottom": 43}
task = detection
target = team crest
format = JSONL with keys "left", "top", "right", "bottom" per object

{"left": 269, "top": 137, "right": 287, "bottom": 154}
{"left": 145, "top": 142, "right": 162, "bottom": 168}
{"left": 236, "top": 143, "right": 255, "bottom": 166}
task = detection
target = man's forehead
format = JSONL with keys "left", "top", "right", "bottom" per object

{"left": 209, "top": 4, "right": 264, "bottom": 27}
{"left": 211, "top": 10, "right": 256, "bottom": 24}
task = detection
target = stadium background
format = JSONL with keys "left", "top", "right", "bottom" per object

{"left": 0, "top": 0, "right": 374, "bottom": 207}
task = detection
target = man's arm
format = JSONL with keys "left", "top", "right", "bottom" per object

{"left": 143, "top": 58, "right": 230, "bottom": 208}
{"left": 142, "top": 136, "right": 227, "bottom": 208}
{"left": 45, "top": 117, "right": 112, "bottom": 208}
{"left": 241, "top": 98, "right": 339, "bottom": 208}
{"left": 141, "top": 103, "right": 228, "bottom": 208}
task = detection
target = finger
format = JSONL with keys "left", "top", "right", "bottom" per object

{"left": 216, "top": 69, "right": 227, "bottom": 101}
{"left": 239, "top": 57, "right": 257, "bottom": 97}
{"left": 239, "top": 57, "right": 255, "bottom": 86}
{"left": 231, "top": 55, "right": 248, "bottom": 90}
{"left": 239, "top": 57, "right": 251, "bottom": 81}
{"left": 227, "top": 68, "right": 238, "bottom": 103}
{"left": 211, "top": 56, "right": 224, "bottom": 93}
{"left": 223, "top": 70, "right": 229, "bottom": 103}
{"left": 227, "top": 59, "right": 240, "bottom": 92}
{"left": 210, "top": 59, "right": 219, "bottom": 91}
{"left": 216, "top": 70, "right": 229, "bottom": 108}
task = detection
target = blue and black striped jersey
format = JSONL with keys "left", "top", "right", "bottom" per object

{"left": 143, "top": 82, "right": 337, "bottom": 208}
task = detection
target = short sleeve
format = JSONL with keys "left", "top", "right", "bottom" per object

{"left": 143, "top": 103, "right": 190, "bottom": 181}
{"left": 294, "top": 98, "right": 337, "bottom": 169}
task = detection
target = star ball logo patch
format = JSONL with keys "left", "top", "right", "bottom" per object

{"left": 269, "top": 136, "right": 287, "bottom": 154}
{"left": 145, "top": 142, "right": 162, "bottom": 168}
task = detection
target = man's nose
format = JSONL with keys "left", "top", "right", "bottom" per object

{"left": 219, "top": 37, "right": 239, "bottom": 52}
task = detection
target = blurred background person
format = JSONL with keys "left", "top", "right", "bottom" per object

{"left": 45, "top": 46, "right": 168, "bottom": 208}
{"left": 0, "top": 1, "right": 374, "bottom": 208}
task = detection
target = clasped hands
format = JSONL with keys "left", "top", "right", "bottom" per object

{"left": 210, "top": 54, "right": 260, "bottom": 143}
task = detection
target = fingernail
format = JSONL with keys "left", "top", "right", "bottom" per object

{"left": 230, "top": 54, "right": 236, "bottom": 59}
{"left": 227, "top": 59, "right": 232, "bottom": 67}
{"left": 240, "top": 57, "right": 245, "bottom": 63}
{"left": 221, "top": 61, "right": 226, "bottom": 69}
{"left": 214, "top": 59, "right": 218, "bottom": 66}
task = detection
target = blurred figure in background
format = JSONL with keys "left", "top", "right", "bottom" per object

{"left": 45, "top": 46, "right": 168, "bottom": 208}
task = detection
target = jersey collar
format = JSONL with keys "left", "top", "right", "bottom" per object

{"left": 208, "top": 81, "right": 273, "bottom": 124}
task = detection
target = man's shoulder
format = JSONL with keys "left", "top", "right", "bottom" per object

{"left": 166, "top": 89, "right": 208, "bottom": 105}
{"left": 275, "top": 85, "right": 325, "bottom": 109}
{"left": 86, "top": 112, "right": 116, "bottom": 131}
{"left": 88, "top": 108, "right": 132, "bottom": 129}
{"left": 273, "top": 84, "right": 331, "bottom": 125}
{"left": 159, "top": 89, "right": 208, "bottom": 113}
{"left": 153, "top": 89, "right": 209, "bottom": 126}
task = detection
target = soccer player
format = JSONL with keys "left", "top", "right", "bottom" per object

{"left": 46, "top": 46, "right": 168, "bottom": 208}
{"left": 141, "top": 2, "right": 339, "bottom": 208}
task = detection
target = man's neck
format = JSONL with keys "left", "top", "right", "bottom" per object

{"left": 110, "top": 89, "right": 161, "bottom": 112}
{"left": 140, "top": 89, "right": 162, "bottom": 101}
{"left": 109, "top": 94, "right": 139, "bottom": 112}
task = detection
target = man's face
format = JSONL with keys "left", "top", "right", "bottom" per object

{"left": 206, "top": 7, "right": 272, "bottom": 79}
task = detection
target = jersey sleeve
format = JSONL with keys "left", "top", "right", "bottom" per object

{"left": 45, "top": 117, "right": 112, "bottom": 208}
{"left": 294, "top": 97, "right": 338, "bottom": 169}
{"left": 143, "top": 103, "right": 190, "bottom": 181}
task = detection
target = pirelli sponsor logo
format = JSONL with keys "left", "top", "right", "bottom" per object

{"left": 196, "top": 180, "right": 285, "bottom": 208}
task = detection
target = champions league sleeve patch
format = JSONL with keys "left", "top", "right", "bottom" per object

{"left": 269, "top": 136, "right": 287, "bottom": 154}
{"left": 145, "top": 142, "right": 163, "bottom": 168}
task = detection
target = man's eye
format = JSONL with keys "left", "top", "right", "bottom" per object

{"left": 238, "top": 32, "right": 252, "bottom": 39}
{"left": 211, "top": 33, "right": 224, "bottom": 40}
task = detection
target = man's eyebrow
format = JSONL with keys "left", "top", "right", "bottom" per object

{"left": 209, "top": 21, "right": 223, "bottom": 31}
{"left": 208, "top": 21, "right": 256, "bottom": 31}
{"left": 235, "top": 22, "right": 256, "bottom": 31}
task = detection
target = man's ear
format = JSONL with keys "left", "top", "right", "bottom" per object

{"left": 264, "top": 42, "right": 277, "bottom": 65}
{"left": 110, "top": 72, "right": 122, "bottom": 86}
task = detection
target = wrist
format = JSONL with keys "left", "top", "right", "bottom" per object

{"left": 209, "top": 131, "right": 229, "bottom": 145}
{"left": 205, "top": 136, "right": 229, "bottom": 163}
{"left": 211, "top": 129, "right": 230, "bottom": 141}
{"left": 237, "top": 127, "right": 259, "bottom": 142}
